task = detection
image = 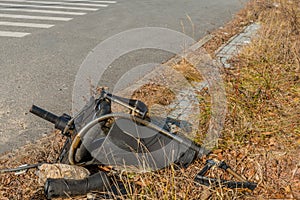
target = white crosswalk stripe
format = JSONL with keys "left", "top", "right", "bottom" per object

{"left": 0, "top": 3, "right": 99, "bottom": 11}
{"left": 59, "top": 0, "right": 116, "bottom": 3}
{"left": 0, "top": 13, "right": 72, "bottom": 21}
{"left": 0, "top": 0, "right": 116, "bottom": 38}
{"left": 0, "top": 21, "right": 54, "bottom": 28}
{"left": 0, "top": 8, "right": 86, "bottom": 15}
{"left": 0, "top": 30, "right": 30, "bottom": 37}
{"left": 0, "top": 0, "right": 109, "bottom": 7}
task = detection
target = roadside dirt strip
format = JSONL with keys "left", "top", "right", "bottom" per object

{"left": 117, "top": 22, "right": 261, "bottom": 114}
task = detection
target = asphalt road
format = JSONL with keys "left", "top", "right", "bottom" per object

{"left": 0, "top": 0, "right": 247, "bottom": 154}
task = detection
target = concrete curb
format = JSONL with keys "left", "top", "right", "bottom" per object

{"left": 215, "top": 23, "right": 261, "bottom": 68}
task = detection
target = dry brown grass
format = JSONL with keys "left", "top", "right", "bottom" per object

{"left": 131, "top": 83, "right": 176, "bottom": 107}
{"left": 0, "top": 131, "right": 65, "bottom": 199}
{"left": 0, "top": 0, "right": 299, "bottom": 199}
{"left": 214, "top": 0, "right": 300, "bottom": 198}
